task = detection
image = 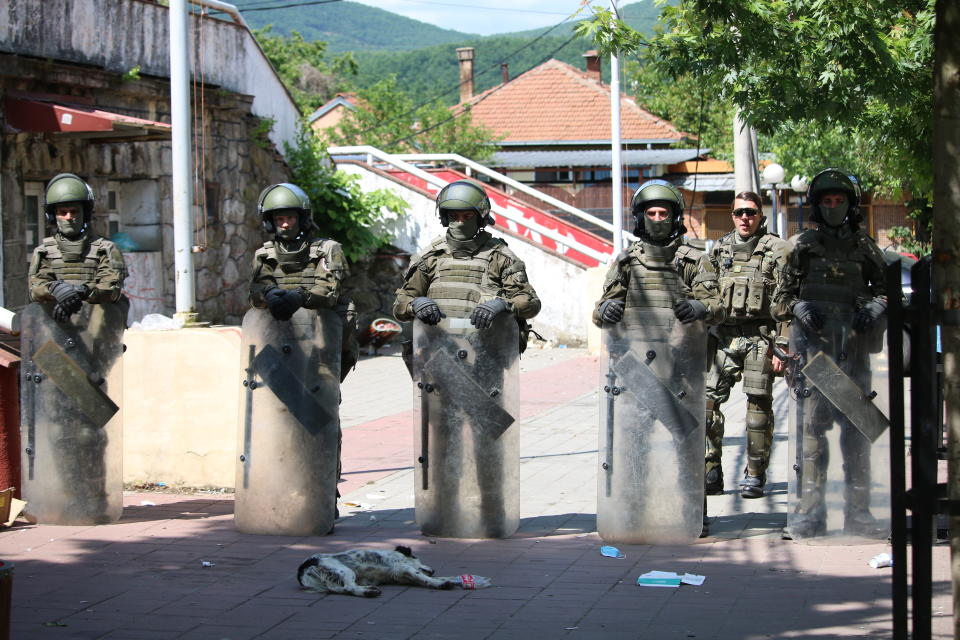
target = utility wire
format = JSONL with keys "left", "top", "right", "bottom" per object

{"left": 386, "top": 30, "right": 581, "bottom": 148}
{"left": 210, "top": 0, "right": 342, "bottom": 14}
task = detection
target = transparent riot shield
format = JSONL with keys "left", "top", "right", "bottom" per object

{"left": 412, "top": 314, "right": 519, "bottom": 538}
{"left": 598, "top": 307, "right": 707, "bottom": 544}
{"left": 19, "top": 299, "right": 128, "bottom": 525}
{"left": 786, "top": 308, "right": 890, "bottom": 543}
{"left": 235, "top": 307, "right": 342, "bottom": 536}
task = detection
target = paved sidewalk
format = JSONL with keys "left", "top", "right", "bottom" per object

{"left": 0, "top": 347, "right": 952, "bottom": 639}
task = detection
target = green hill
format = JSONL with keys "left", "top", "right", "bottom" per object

{"left": 231, "top": 0, "right": 476, "bottom": 52}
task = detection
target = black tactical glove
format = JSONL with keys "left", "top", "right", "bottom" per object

{"left": 52, "top": 303, "right": 71, "bottom": 323}
{"left": 792, "top": 300, "right": 824, "bottom": 332}
{"left": 49, "top": 280, "right": 84, "bottom": 315}
{"left": 470, "top": 298, "right": 510, "bottom": 330}
{"left": 264, "top": 286, "right": 303, "bottom": 321}
{"left": 598, "top": 299, "right": 625, "bottom": 324}
{"left": 411, "top": 297, "right": 444, "bottom": 325}
{"left": 853, "top": 297, "right": 887, "bottom": 332}
{"left": 673, "top": 299, "right": 708, "bottom": 324}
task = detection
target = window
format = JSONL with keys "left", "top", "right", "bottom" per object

{"left": 534, "top": 169, "right": 573, "bottom": 184}
{"left": 23, "top": 182, "right": 45, "bottom": 257}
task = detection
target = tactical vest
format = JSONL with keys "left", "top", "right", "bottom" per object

{"left": 796, "top": 230, "right": 872, "bottom": 308}
{"left": 715, "top": 231, "right": 778, "bottom": 322}
{"left": 624, "top": 241, "right": 690, "bottom": 310}
{"left": 424, "top": 238, "right": 501, "bottom": 319}
{"left": 259, "top": 239, "right": 330, "bottom": 290}
{"left": 39, "top": 235, "right": 104, "bottom": 285}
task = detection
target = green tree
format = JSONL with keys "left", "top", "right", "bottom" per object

{"left": 576, "top": 1, "right": 935, "bottom": 199}
{"left": 323, "top": 76, "right": 501, "bottom": 162}
{"left": 254, "top": 26, "right": 358, "bottom": 114}
{"left": 284, "top": 125, "right": 408, "bottom": 261}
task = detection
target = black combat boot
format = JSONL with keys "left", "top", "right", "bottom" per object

{"left": 705, "top": 466, "right": 724, "bottom": 495}
{"left": 739, "top": 472, "right": 765, "bottom": 499}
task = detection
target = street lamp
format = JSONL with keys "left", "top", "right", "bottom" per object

{"left": 761, "top": 163, "right": 785, "bottom": 236}
{"left": 790, "top": 175, "right": 809, "bottom": 237}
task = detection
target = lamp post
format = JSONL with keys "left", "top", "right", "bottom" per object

{"left": 761, "top": 163, "right": 785, "bottom": 236}
{"left": 790, "top": 174, "right": 809, "bottom": 237}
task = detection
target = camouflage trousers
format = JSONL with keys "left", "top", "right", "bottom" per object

{"left": 704, "top": 327, "right": 775, "bottom": 477}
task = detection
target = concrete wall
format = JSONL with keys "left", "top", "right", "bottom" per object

{"left": 337, "top": 162, "right": 598, "bottom": 345}
{"left": 0, "top": 0, "right": 300, "bottom": 152}
{"left": 123, "top": 327, "right": 241, "bottom": 488}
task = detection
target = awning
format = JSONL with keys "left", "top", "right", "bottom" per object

{"left": 668, "top": 173, "right": 737, "bottom": 192}
{"left": 490, "top": 148, "right": 709, "bottom": 169}
{"left": 3, "top": 96, "right": 171, "bottom": 142}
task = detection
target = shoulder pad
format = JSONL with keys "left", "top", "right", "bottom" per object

{"left": 676, "top": 243, "right": 703, "bottom": 262}
{"left": 758, "top": 234, "right": 787, "bottom": 252}
{"left": 254, "top": 244, "right": 273, "bottom": 260}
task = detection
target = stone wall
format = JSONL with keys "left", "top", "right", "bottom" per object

{"left": 341, "top": 247, "right": 410, "bottom": 343}
{"left": 1, "top": 55, "right": 290, "bottom": 322}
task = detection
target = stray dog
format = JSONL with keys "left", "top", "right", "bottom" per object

{"left": 297, "top": 546, "right": 459, "bottom": 597}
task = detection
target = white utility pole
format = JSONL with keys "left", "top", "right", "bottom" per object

{"left": 733, "top": 109, "right": 759, "bottom": 194}
{"left": 169, "top": 0, "right": 197, "bottom": 322}
{"left": 609, "top": 0, "right": 624, "bottom": 256}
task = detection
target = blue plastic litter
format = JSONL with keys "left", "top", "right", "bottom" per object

{"left": 600, "top": 545, "right": 624, "bottom": 559}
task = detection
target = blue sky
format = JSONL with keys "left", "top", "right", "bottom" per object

{"left": 349, "top": 0, "right": 601, "bottom": 36}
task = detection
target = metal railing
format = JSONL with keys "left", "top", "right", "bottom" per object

{"left": 392, "top": 153, "right": 638, "bottom": 246}
{"left": 327, "top": 145, "right": 613, "bottom": 264}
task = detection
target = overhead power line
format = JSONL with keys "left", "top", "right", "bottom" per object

{"left": 211, "top": 0, "right": 343, "bottom": 14}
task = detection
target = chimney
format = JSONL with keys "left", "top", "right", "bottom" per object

{"left": 500, "top": 62, "right": 510, "bottom": 84}
{"left": 583, "top": 49, "right": 601, "bottom": 84}
{"left": 457, "top": 47, "right": 475, "bottom": 103}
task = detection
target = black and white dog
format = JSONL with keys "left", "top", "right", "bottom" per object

{"left": 297, "top": 546, "right": 459, "bottom": 597}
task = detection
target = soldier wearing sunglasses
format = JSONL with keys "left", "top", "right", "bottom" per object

{"left": 704, "top": 192, "right": 788, "bottom": 498}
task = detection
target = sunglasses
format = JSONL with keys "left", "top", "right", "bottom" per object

{"left": 732, "top": 207, "right": 760, "bottom": 218}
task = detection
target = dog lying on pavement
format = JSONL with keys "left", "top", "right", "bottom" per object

{"left": 297, "top": 546, "right": 460, "bottom": 597}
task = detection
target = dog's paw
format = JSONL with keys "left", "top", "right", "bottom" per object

{"left": 363, "top": 587, "right": 382, "bottom": 598}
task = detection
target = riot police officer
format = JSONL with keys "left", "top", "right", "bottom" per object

{"left": 249, "top": 182, "right": 358, "bottom": 377}
{"left": 21, "top": 173, "right": 128, "bottom": 525}
{"left": 592, "top": 180, "right": 724, "bottom": 542}
{"left": 393, "top": 180, "right": 540, "bottom": 327}
{"left": 774, "top": 168, "right": 889, "bottom": 540}
{"left": 393, "top": 180, "right": 539, "bottom": 538}
{"left": 28, "top": 173, "right": 127, "bottom": 315}
{"left": 237, "top": 183, "right": 353, "bottom": 535}
{"left": 704, "top": 192, "right": 788, "bottom": 498}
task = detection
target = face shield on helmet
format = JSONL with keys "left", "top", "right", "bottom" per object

{"left": 44, "top": 173, "right": 94, "bottom": 235}
{"left": 807, "top": 168, "right": 861, "bottom": 228}
{"left": 630, "top": 180, "right": 686, "bottom": 243}
{"left": 258, "top": 183, "right": 313, "bottom": 239}
{"left": 436, "top": 181, "right": 493, "bottom": 239}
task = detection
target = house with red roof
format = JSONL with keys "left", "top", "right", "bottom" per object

{"left": 456, "top": 50, "right": 713, "bottom": 238}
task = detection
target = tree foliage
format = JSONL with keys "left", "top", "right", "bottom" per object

{"left": 577, "top": 0, "right": 935, "bottom": 199}
{"left": 284, "top": 125, "right": 409, "bottom": 261}
{"left": 254, "top": 25, "right": 357, "bottom": 114}
{"left": 323, "top": 76, "right": 502, "bottom": 162}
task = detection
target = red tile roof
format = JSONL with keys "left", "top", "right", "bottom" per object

{"left": 461, "top": 59, "right": 686, "bottom": 144}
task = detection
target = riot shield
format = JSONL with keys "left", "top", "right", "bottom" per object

{"left": 412, "top": 314, "right": 519, "bottom": 538}
{"left": 19, "top": 299, "right": 128, "bottom": 525}
{"left": 597, "top": 307, "right": 707, "bottom": 544}
{"left": 786, "top": 308, "right": 890, "bottom": 542}
{"left": 235, "top": 307, "right": 342, "bottom": 536}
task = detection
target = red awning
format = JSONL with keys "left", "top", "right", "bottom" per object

{"left": 3, "top": 96, "right": 171, "bottom": 142}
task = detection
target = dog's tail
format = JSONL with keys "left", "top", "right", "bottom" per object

{"left": 296, "top": 556, "right": 320, "bottom": 588}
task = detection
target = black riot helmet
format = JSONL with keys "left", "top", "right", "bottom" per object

{"left": 436, "top": 180, "right": 494, "bottom": 228}
{"left": 257, "top": 183, "right": 314, "bottom": 237}
{"left": 630, "top": 179, "right": 687, "bottom": 242}
{"left": 43, "top": 173, "right": 95, "bottom": 226}
{"left": 807, "top": 168, "right": 863, "bottom": 227}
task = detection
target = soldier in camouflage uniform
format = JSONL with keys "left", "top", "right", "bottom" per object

{"left": 249, "top": 183, "right": 358, "bottom": 380}
{"left": 773, "top": 168, "right": 888, "bottom": 539}
{"left": 393, "top": 180, "right": 540, "bottom": 329}
{"left": 248, "top": 183, "right": 357, "bottom": 523}
{"left": 29, "top": 173, "right": 127, "bottom": 316}
{"left": 704, "top": 192, "right": 788, "bottom": 499}
{"left": 592, "top": 180, "right": 724, "bottom": 330}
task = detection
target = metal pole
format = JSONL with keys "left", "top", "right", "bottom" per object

{"left": 169, "top": 0, "right": 196, "bottom": 320}
{"left": 769, "top": 186, "right": 779, "bottom": 236}
{"left": 733, "top": 110, "right": 757, "bottom": 194}
{"left": 609, "top": 0, "right": 623, "bottom": 256}
{"left": 886, "top": 260, "right": 908, "bottom": 640}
